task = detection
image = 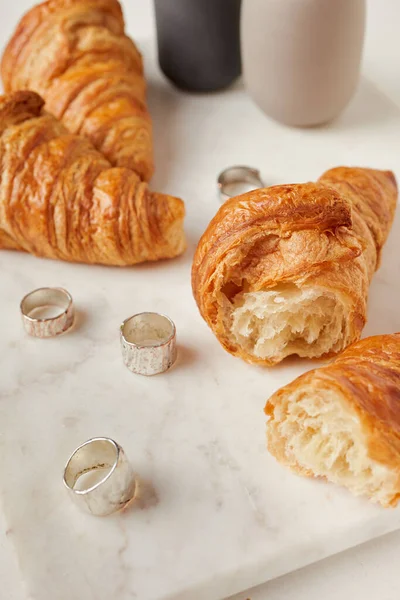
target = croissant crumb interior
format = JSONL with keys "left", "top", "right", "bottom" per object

{"left": 229, "top": 283, "right": 348, "bottom": 361}
{"left": 267, "top": 386, "right": 399, "bottom": 507}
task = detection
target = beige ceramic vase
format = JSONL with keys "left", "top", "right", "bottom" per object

{"left": 241, "top": 0, "right": 366, "bottom": 126}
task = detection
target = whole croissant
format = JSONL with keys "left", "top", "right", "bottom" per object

{"left": 192, "top": 167, "right": 397, "bottom": 365}
{"left": 2, "top": 0, "right": 153, "bottom": 181}
{"left": 265, "top": 333, "right": 400, "bottom": 507}
{"left": 0, "top": 91, "right": 185, "bottom": 266}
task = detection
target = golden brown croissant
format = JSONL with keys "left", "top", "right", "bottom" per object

{"left": 0, "top": 91, "right": 185, "bottom": 266}
{"left": 192, "top": 167, "right": 397, "bottom": 366}
{"left": 265, "top": 333, "right": 400, "bottom": 507}
{"left": 2, "top": 0, "right": 153, "bottom": 181}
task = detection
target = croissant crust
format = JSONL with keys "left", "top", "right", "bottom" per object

{"left": 265, "top": 333, "right": 400, "bottom": 507}
{"left": 192, "top": 167, "right": 397, "bottom": 365}
{"left": 0, "top": 91, "right": 185, "bottom": 266}
{"left": 2, "top": 0, "right": 153, "bottom": 181}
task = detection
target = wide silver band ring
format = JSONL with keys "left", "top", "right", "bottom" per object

{"left": 20, "top": 287, "right": 74, "bottom": 338}
{"left": 120, "top": 312, "right": 177, "bottom": 376}
{"left": 63, "top": 437, "right": 136, "bottom": 517}
{"left": 218, "top": 165, "right": 265, "bottom": 203}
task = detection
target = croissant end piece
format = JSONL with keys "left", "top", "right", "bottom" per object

{"left": 2, "top": 0, "right": 153, "bottom": 181}
{"left": 192, "top": 167, "right": 397, "bottom": 365}
{"left": 265, "top": 333, "right": 400, "bottom": 507}
{"left": 0, "top": 91, "right": 185, "bottom": 266}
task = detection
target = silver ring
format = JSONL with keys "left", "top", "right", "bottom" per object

{"left": 217, "top": 165, "right": 265, "bottom": 203}
{"left": 20, "top": 287, "right": 74, "bottom": 338}
{"left": 120, "top": 312, "right": 177, "bottom": 376}
{"left": 63, "top": 437, "right": 136, "bottom": 516}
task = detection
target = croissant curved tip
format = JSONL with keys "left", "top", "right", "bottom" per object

{"left": 0, "top": 90, "right": 44, "bottom": 119}
{"left": 147, "top": 192, "right": 186, "bottom": 260}
{"left": 0, "top": 90, "right": 45, "bottom": 134}
{"left": 161, "top": 195, "right": 187, "bottom": 258}
{"left": 384, "top": 170, "right": 398, "bottom": 191}
{"left": 321, "top": 166, "right": 397, "bottom": 188}
{"left": 1, "top": 0, "right": 125, "bottom": 91}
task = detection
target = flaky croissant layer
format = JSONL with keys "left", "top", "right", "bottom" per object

{"left": 192, "top": 166, "right": 397, "bottom": 365}
{"left": 0, "top": 91, "right": 185, "bottom": 266}
{"left": 265, "top": 333, "right": 400, "bottom": 507}
{"left": 2, "top": 0, "right": 154, "bottom": 181}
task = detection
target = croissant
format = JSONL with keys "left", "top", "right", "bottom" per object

{"left": 0, "top": 91, "right": 185, "bottom": 266}
{"left": 265, "top": 333, "right": 400, "bottom": 507}
{"left": 2, "top": 0, "right": 153, "bottom": 181}
{"left": 192, "top": 167, "right": 397, "bottom": 365}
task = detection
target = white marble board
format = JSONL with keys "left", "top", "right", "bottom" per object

{"left": 1, "top": 2, "right": 400, "bottom": 600}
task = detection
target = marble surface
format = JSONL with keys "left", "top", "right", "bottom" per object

{"left": 1, "top": 2, "right": 400, "bottom": 600}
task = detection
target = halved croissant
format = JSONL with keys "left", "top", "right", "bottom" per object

{"left": 265, "top": 333, "right": 400, "bottom": 507}
{"left": 192, "top": 167, "right": 397, "bottom": 365}
{"left": 2, "top": 0, "right": 153, "bottom": 181}
{"left": 0, "top": 91, "right": 185, "bottom": 266}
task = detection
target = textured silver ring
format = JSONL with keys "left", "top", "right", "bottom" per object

{"left": 120, "top": 312, "right": 177, "bottom": 376}
{"left": 20, "top": 287, "right": 74, "bottom": 338}
{"left": 218, "top": 165, "right": 265, "bottom": 203}
{"left": 63, "top": 437, "right": 136, "bottom": 517}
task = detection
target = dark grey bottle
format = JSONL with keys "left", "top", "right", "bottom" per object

{"left": 154, "top": 0, "right": 242, "bottom": 92}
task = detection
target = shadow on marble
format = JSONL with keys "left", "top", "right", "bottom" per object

{"left": 69, "top": 307, "right": 89, "bottom": 335}
{"left": 174, "top": 343, "right": 199, "bottom": 371}
{"left": 148, "top": 69, "right": 246, "bottom": 197}
{"left": 318, "top": 76, "right": 400, "bottom": 132}
{"left": 125, "top": 476, "right": 159, "bottom": 513}
{"left": 363, "top": 210, "right": 400, "bottom": 337}
{"left": 261, "top": 354, "right": 321, "bottom": 375}
{"left": 147, "top": 77, "right": 184, "bottom": 193}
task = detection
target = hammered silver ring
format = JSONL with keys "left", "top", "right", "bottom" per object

{"left": 120, "top": 312, "right": 177, "bottom": 376}
{"left": 63, "top": 437, "right": 136, "bottom": 517}
{"left": 20, "top": 287, "right": 74, "bottom": 338}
